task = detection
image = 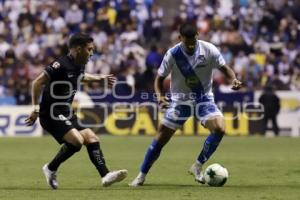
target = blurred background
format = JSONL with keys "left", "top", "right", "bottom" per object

{"left": 0, "top": 0, "right": 299, "bottom": 137}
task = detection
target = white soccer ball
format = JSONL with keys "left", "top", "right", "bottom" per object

{"left": 204, "top": 163, "right": 229, "bottom": 187}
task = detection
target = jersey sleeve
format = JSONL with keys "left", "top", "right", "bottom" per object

{"left": 43, "top": 61, "right": 63, "bottom": 80}
{"left": 157, "top": 50, "right": 174, "bottom": 77}
{"left": 209, "top": 44, "right": 226, "bottom": 68}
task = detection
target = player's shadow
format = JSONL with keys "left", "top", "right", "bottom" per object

{"left": 0, "top": 186, "right": 50, "bottom": 191}
{"left": 0, "top": 186, "right": 105, "bottom": 191}
{"left": 129, "top": 183, "right": 202, "bottom": 190}
{"left": 222, "top": 184, "right": 300, "bottom": 189}
{"left": 0, "top": 184, "right": 201, "bottom": 191}
{"left": 3, "top": 184, "right": 297, "bottom": 191}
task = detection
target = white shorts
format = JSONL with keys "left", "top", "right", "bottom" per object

{"left": 161, "top": 99, "right": 223, "bottom": 130}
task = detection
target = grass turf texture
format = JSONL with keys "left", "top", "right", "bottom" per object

{"left": 0, "top": 136, "right": 299, "bottom": 200}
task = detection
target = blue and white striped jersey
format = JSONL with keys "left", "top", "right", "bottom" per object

{"left": 158, "top": 40, "right": 226, "bottom": 102}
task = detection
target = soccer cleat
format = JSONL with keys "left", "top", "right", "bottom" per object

{"left": 128, "top": 175, "right": 145, "bottom": 187}
{"left": 42, "top": 164, "right": 58, "bottom": 189}
{"left": 102, "top": 169, "right": 128, "bottom": 187}
{"left": 188, "top": 163, "right": 205, "bottom": 184}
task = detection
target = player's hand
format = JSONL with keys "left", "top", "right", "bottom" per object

{"left": 101, "top": 74, "right": 117, "bottom": 88}
{"left": 158, "top": 96, "right": 171, "bottom": 111}
{"left": 231, "top": 79, "right": 243, "bottom": 90}
{"left": 25, "top": 111, "right": 39, "bottom": 126}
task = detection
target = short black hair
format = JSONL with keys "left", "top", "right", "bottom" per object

{"left": 68, "top": 33, "right": 93, "bottom": 48}
{"left": 179, "top": 22, "right": 198, "bottom": 38}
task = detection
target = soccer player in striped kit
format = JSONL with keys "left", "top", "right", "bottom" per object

{"left": 130, "top": 22, "right": 242, "bottom": 186}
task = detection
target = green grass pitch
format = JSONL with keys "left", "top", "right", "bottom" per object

{"left": 0, "top": 136, "right": 300, "bottom": 200}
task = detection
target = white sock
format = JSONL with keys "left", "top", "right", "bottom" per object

{"left": 137, "top": 172, "right": 146, "bottom": 179}
{"left": 195, "top": 161, "right": 203, "bottom": 168}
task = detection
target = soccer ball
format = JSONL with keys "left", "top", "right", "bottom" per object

{"left": 204, "top": 163, "right": 229, "bottom": 187}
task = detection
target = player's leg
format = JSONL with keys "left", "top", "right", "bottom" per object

{"left": 129, "top": 124, "right": 176, "bottom": 186}
{"left": 262, "top": 114, "right": 269, "bottom": 136}
{"left": 271, "top": 115, "right": 279, "bottom": 136}
{"left": 39, "top": 113, "right": 84, "bottom": 189}
{"left": 80, "top": 128, "right": 109, "bottom": 177}
{"left": 196, "top": 116, "right": 225, "bottom": 164}
{"left": 140, "top": 125, "right": 175, "bottom": 175}
{"left": 189, "top": 100, "right": 224, "bottom": 184}
{"left": 190, "top": 116, "right": 225, "bottom": 183}
{"left": 79, "top": 128, "right": 128, "bottom": 186}
{"left": 130, "top": 103, "right": 191, "bottom": 186}
{"left": 47, "top": 129, "right": 84, "bottom": 171}
{"left": 43, "top": 128, "right": 84, "bottom": 189}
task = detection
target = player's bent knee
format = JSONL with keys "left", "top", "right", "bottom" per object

{"left": 206, "top": 118, "right": 225, "bottom": 134}
{"left": 80, "top": 129, "right": 99, "bottom": 144}
{"left": 85, "top": 134, "right": 99, "bottom": 144}
{"left": 64, "top": 129, "right": 84, "bottom": 147}
{"left": 155, "top": 125, "right": 176, "bottom": 146}
{"left": 212, "top": 121, "right": 225, "bottom": 134}
{"left": 213, "top": 122, "right": 225, "bottom": 135}
{"left": 213, "top": 126, "right": 225, "bottom": 135}
{"left": 69, "top": 136, "right": 84, "bottom": 147}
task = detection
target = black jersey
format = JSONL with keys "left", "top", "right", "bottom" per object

{"left": 40, "top": 55, "right": 85, "bottom": 116}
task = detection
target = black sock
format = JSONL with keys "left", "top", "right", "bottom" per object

{"left": 48, "top": 143, "right": 81, "bottom": 171}
{"left": 86, "top": 142, "right": 109, "bottom": 177}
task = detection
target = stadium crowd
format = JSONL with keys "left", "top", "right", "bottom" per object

{"left": 174, "top": 0, "right": 300, "bottom": 92}
{"left": 0, "top": 0, "right": 299, "bottom": 105}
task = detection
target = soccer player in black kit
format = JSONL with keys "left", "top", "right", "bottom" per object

{"left": 25, "top": 33, "right": 127, "bottom": 189}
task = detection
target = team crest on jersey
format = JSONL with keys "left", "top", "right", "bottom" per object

{"left": 196, "top": 55, "right": 206, "bottom": 67}
{"left": 197, "top": 55, "right": 206, "bottom": 63}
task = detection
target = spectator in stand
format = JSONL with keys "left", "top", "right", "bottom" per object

{"left": 149, "top": 3, "right": 163, "bottom": 42}
{"left": 246, "top": 56, "right": 263, "bottom": 90}
{"left": 46, "top": 10, "right": 66, "bottom": 33}
{"left": 0, "top": 34, "right": 10, "bottom": 58}
{"left": 291, "top": 68, "right": 300, "bottom": 90}
{"left": 117, "top": 1, "right": 132, "bottom": 28}
{"left": 83, "top": 1, "right": 97, "bottom": 27}
{"left": 131, "top": 1, "right": 149, "bottom": 42}
{"left": 142, "top": 45, "right": 164, "bottom": 91}
{"left": 120, "top": 23, "right": 139, "bottom": 43}
{"left": 145, "top": 45, "right": 163, "bottom": 69}
{"left": 233, "top": 51, "right": 248, "bottom": 81}
{"left": 220, "top": 45, "right": 233, "bottom": 65}
{"left": 65, "top": 4, "right": 83, "bottom": 32}
{"left": 95, "top": 3, "right": 113, "bottom": 34}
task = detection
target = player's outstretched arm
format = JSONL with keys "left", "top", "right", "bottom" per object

{"left": 25, "top": 72, "right": 49, "bottom": 126}
{"left": 154, "top": 75, "right": 170, "bottom": 110}
{"left": 218, "top": 65, "right": 243, "bottom": 90}
{"left": 82, "top": 73, "right": 116, "bottom": 88}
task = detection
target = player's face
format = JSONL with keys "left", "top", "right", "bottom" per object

{"left": 78, "top": 42, "right": 94, "bottom": 64}
{"left": 181, "top": 35, "right": 197, "bottom": 55}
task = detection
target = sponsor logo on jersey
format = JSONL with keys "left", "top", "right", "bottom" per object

{"left": 185, "top": 75, "right": 200, "bottom": 88}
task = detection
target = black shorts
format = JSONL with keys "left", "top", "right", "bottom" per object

{"left": 39, "top": 113, "right": 86, "bottom": 144}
